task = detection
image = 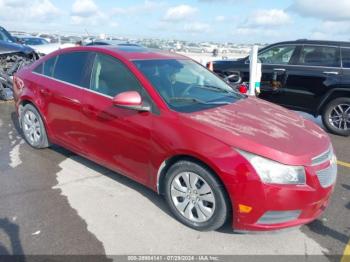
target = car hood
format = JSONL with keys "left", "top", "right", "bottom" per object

{"left": 182, "top": 97, "right": 330, "bottom": 166}
{"left": 0, "top": 40, "right": 34, "bottom": 55}
{"left": 212, "top": 59, "right": 245, "bottom": 70}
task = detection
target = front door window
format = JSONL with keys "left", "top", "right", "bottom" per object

{"left": 258, "top": 45, "right": 296, "bottom": 65}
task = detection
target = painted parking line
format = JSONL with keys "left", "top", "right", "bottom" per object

{"left": 337, "top": 161, "right": 350, "bottom": 169}
{"left": 341, "top": 240, "right": 350, "bottom": 262}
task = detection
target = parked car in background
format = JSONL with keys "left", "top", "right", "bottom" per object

{"left": 210, "top": 39, "right": 350, "bottom": 136}
{"left": 159, "top": 44, "right": 181, "bottom": 52}
{"left": 14, "top": 46, "right": 336, "bottom": 232}
{"left": 0, "top": 26, "right": 38, "bottom": 100}
{"left": 182, "top": 43, "right": 206, "bottom": 53}
{"left": 200, "top": 43, "right": 217, "bottom": 53}
{"left": 0, "top": 28, "right": 38, "bottom": 62}
{"left": 85, "top": 40, "right": 118, "bottom": 46}
{"left": 60, "top": 35, "right": 82, "bottom": 45}
{"left": 28, "top": 42, "right": 75, "bottom": 56}
{"left": 31, "top": 33, "right": 59, "bottom": 43}
{"left": 15, "top": 36, "right": 49, "bottom": 46}
{"left": 84, "top": 39, "right": 141, "bottom": 47}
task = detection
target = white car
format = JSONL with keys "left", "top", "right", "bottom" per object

{"left": 15, "top": 35, "right": 75, "bottom": 56}
{"left": 32, "top": 43, "right": 75, "bottom": 56}
{"left": 200, "top": 44, "right": 217, "bottom": 53}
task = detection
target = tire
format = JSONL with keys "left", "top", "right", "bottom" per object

{"left": 20, "top": 103, "right": 49, "bottom": 148}
{"left": 322, "top": 97, "right": 350, "bottom": 136}
{"left": 164, "top": 160, "right": 229, "bottom": 231}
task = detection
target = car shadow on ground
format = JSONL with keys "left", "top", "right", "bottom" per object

{"left": 0, "top": 218, "right": 25, "bottom": 260}
{"left": 9, "top": 113, "right": 179, "bottom": 232}
{"left": 51, "top": 144, "right": 176, "bottom": 219}
{"left": 10, "top": 112, "right": 237, "bottom": 235}
{"left": 10, "top": 112, "right": 22, "bottom": 136}
{"left": 305, "top": 219, "right": 349, "bottom": 245}
{"left": 343, "top": 184, "right": 350, "bottom": 210}
{"left": 343, "top": 184, "right": 350, "bottom": 191}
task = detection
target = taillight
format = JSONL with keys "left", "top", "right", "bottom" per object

{"left": 207, "top": 61, "right": 213, "bottom": 71}
{"left": 238, "top": 84, "right": 248, "bottom": 94}
{"left": 13, "top": 75, "right": 24, "bottom": 94}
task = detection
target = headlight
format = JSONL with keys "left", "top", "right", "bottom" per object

{"left": 237, "top": 149, "right": 306, "bottom": 185}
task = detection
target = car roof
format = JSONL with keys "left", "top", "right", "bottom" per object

{"left": 70, "top": 45, "right": 189, "bottom": 60}
{"left": 270, "top": 39, "right": 350, "bottom": 47}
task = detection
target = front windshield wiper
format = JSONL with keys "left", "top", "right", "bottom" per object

{"left": 194, "top": 84, "right": 237, "bottom": 95}
{"left": 169, "top": 97, "right": 231, "bottom": 105}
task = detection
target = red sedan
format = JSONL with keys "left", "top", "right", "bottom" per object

{"left": 13, "top": 46, "right": 337, "bottom": 231}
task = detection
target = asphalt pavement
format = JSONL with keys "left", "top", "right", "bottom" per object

{"left": 0, "top": 101, "right": 349, "bottom": 261}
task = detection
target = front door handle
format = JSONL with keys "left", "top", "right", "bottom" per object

{"left": 323, "top": 71, "right": 339, "bottom": 75}
{"left": 273, "top": 68, "right": 286, "bottom": 72}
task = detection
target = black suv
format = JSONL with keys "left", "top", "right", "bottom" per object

{"left": 211, "top": 40, "right": 350, "bottom": 136}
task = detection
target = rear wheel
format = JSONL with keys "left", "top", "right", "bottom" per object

{"left": 20, "top": 104, "right": 49, "bottom": 148}
{"left": 322, "top": 97, "right": 350, "bottom": 136}
{"left": 164, "top": 160, "right": 229, "bottom": 231}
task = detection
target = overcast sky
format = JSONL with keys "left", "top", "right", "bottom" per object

{"left": 0, "top": 0, "right": 349, "bottom": 43}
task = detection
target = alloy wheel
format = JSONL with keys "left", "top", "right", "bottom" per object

{"left": 22, "top": 110, "right": 42, "bottom": 145}
{"left": 329, "top": 104, "right": 350, "bottom": 131}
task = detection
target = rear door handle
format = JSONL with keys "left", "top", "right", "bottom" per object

{"left": 273, "top": 68, "right": 286, "bottom": 72}
{"left": 323, "top": 71, "right": 339, "bottom": 75}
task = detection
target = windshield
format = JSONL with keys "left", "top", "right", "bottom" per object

{"left": 0, "top": 28, "right": 15, "bottom": 43}
{"left": 133, "top": 59, "right": 244, "bottom": 113}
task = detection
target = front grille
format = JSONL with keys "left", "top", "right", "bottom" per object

{"left": 312, "top": 147, "right": 332, "bottom": 166}
{"left": 316, "top": 162, "right": 337, "bottom": 188}
{"left": 312, "top": 147, "right": 337, "bottom": 188}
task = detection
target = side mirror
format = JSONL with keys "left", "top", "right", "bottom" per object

{"left": 112, "top": 91, "right": 151, "bottom": 112}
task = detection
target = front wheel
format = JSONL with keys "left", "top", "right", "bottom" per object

{"left": 322, "top": 97, "right": 350, "bottom": 136}
{"left": 164, "top": 160, "right": 229, "bottom": 231}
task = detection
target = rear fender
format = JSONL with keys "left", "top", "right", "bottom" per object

{"left": 317, "top": 88, "right": 350, "bottom": 115}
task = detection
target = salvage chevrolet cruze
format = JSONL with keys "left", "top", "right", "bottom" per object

{"left": 13, "top": 46, "right": 337, "bottom": 231}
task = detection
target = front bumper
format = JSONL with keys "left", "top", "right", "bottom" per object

{"left": 227, "top": 157, "right": 336, "bottom": 231}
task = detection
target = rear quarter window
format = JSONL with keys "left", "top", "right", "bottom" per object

{"left": 33, "top": 63, "right": 43, "bottom": 74}
{"left": 32, "top": 56, "right": 57, "bottom": 77}
{"left": 43, "top": 57, "right": 57, "bottom": 77}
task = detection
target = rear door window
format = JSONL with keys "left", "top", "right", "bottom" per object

{"left": 53, "top": 52, "right": 94, "bottom": 88}
{"left": 298, "top": 45, "right": 340, "bottom": 67}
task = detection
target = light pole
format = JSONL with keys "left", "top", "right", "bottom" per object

{"left": 249, "top": 45, "right": 262, "bottom": 96}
